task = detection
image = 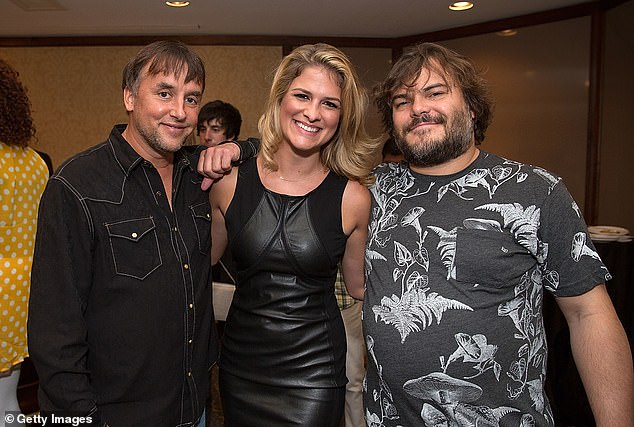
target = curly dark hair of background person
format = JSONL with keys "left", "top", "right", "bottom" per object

{"left": 0, "top": 58, "right": 35, "bottom": 147}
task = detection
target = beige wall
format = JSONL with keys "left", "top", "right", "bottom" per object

{"left": 340, "top": 47, "right": 393, "bottom": 140}
{"left": 442, "top": 18, "right": 591, "bottom": 211}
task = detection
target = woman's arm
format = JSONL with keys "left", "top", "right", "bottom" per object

{"left": 210, "top": 167, "right": 238, "bottom": 265}
{"left": 340, "top": 180, "right": 371, "bottom": 300}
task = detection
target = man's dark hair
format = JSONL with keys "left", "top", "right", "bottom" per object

{"left": 197, "top": 100, "right": 242, "bottom": 139}
{"left": 374, "top": 42, "right": 493, "bottom": 145}
{"left": 122, "top": 40, "right": 205, "bottom": 95}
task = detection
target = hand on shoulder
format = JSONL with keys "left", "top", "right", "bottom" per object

{"left": 197, "top": 142, "right": 241, "bottom": 190}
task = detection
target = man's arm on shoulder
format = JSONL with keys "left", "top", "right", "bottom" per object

{"left": 28, "top": 177, "right": 103, "bottom": 423}
{"left": 556, "top": 284, "right": 634, "bottom": 426}
{"left": 197, "top": 138, "right": 260, "bottom": 190}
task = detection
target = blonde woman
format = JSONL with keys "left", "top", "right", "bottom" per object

{"left": 208, "top": 44, "right": 380, "bottom": 425}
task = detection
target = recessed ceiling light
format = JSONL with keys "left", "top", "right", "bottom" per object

{"left": 166, "top": 1, "right": 190, "bottom": 7}
{"left": 449, "top": 2, "right": 474, "bottom": 11}
{"left": 496, "top": 29, "right": 518, "bottom": 37}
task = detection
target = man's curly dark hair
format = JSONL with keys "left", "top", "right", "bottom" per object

{"left": 0, "top": 58, "right": 35, "bottom": 147}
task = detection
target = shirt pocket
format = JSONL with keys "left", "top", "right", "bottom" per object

{"left": 190, "top": 201, "right": 211, "bottom": 254}
{"left": 455, "top": 228, "right": 536, "bottom": 287}
{"left": 105, "top": 217, "right": 162, "bottom": 280}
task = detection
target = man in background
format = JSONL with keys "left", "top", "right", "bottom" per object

{"left": 28, "top": 40, "right": 218, "bottom": 427}
{"left": 333, "top": 269, "right": 365, "bottom": 427}
{"left": 197, "top": 100, "right": 242, "bottom": 285}
{"left": 380, "top": 136, "right": 403, "bottom": 163}
{"left": 197, "top": 99, "right": 242, "bottom": 147}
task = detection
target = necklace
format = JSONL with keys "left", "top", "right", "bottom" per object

{"left": 276, "top": 168, "right": 326, "bottom": 183}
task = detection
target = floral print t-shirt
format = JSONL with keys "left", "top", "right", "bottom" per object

{"left": 363, "top": 151, "right": 609, "bottom": 427}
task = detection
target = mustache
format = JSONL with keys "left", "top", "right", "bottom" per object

{"left": 406, "top": 113, "right": 446, "bottom": 132}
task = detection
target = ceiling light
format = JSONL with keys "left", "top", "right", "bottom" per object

{"left": 449, "top": 2, "right": 474, "bottom": 11}
{"left": 496, "top": 29, "right": 518, "bottom": 37}
{"left": 166, "top": 1, "right": 190, "bottom": 7}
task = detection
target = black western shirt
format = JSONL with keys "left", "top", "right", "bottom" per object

{"left": 28, "top": 124, "right": 218, "bottom": 426}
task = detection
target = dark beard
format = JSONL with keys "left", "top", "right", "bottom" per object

{"left": 394, "top": 109, "right": 473, "bottom": 168}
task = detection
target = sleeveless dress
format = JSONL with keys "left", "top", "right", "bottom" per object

{"left": 219, "top": 158, "right": 348, "bottom": 426}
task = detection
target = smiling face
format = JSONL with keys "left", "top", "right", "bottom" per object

{"left": 123, "top": 64, "right": 202, "bottom": 158}
{"left": 391, "top": 63, "right": 475, "bottom": 168}
{"left": 278, "top": 66, "right": 342, "bottom": 155}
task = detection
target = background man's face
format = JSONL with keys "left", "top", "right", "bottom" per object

{"left": 198, "top": 118, "right": 227, "bottom": 147}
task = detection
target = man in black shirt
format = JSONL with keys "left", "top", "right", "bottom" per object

{"left": 28, "top": 41, "right": 218, "bottom": 427}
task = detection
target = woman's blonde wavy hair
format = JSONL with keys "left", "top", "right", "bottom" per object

{"left": 258, "top": 43, "right": 381, "bottom": 186}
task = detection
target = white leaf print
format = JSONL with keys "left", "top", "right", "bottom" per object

{"left": 367, "top": 249, "right": 387, "bottom": 261}
{"left": 493, "top": 361, "right": 501, "bottom": 381}
{"left": 392, "top": 268, "right": 403, "bottom": 282}
{"left": 437, "top": 168, "right": 491, "bottom": 202}
{"left": 413, "top": 247, "right": 430, "bottom": 271}
{"left": 393, "top": 241, "right": 413, "bottom": 266}
{"left": 475, "top": 203, "right": 540, "bottom": 255}
{"left": 543, "top": 270, "right": 559, "bottom": 291}
{"left": 428, "top": 226, "right": 458, "bottom": 279}
{"left": 527, "top": 378, "right": 545, "bottom": 412}
{"left": 437, "top": 184, "right": 449, "bottom": 202}
{"left": 529, "top": 335, "right": 545, "bottom": 363}
{"left": 372, "top": 288, "right": 473, "bottom": 343}
{"left": 382, "top": 397, "right": 399, "bottom": 420}
{"left": 518, "top": 343, "right": 529, "bottom": 358}
{"left": 374, "top": 234, "right": 391, "bottom": 247}
{"left": 463, "top": 218, "right": 502, "bottom": 232}
{"left": 492, "top": 165, "right": 512, "bottom": 181}
{"left": 383, "top": 213, "right": 398, "bottom": 231}
{"left": 405, "top": 270, "right": 428, "bottom": 291}
{"left": 508, "top": 358, "right": 527, "bottom": 382}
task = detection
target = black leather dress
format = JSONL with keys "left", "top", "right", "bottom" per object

{"left": 219, "top": 158, "right": 348, "bottom": 426}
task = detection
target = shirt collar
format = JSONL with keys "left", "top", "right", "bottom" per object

{"left": 107, "top": 124, "right": 202, "bottom": 176}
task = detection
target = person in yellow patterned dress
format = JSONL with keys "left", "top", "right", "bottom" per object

{"left": 0, "top": 58, "right": 48, "bottom": 422}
